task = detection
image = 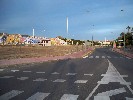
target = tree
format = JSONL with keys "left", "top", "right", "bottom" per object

{"left": 126, "top": 26, "right": 131, "bottom": 33}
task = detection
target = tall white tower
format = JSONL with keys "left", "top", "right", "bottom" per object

{"left": 33, "top": 28, "right": 34, "bottom": 38}
{"left": 66, "top": 17, "right": 68, "bottom": 34}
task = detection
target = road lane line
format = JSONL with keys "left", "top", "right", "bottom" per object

{"left": 66, "top": 73, "right": 77, "bottom": 75}
{"left": 74, "top": 80, "right": 88, "bottom": 83}
{"left": 23, "top": 71, "right": 31, "bottom": 73}
{"left": 60, "top": 94, "right": 79, "bottom": 100}
{"left": 0, "top": 69, "right": 4, "bottom": 71}
{"left": 0, "top": 76, "right": 14, "bottom": 78}
{"left": 11, "top": 70, "right": 19, "bottom": 72}
{"left": 0, "top": 90, "right": 24, "bottom": 100}
{"left": 17, "top": 77, "right": 29, "bottom": 80}
{"left": 26, "top": 92, "right": 50, "bottom": 100}
{"left": 51, "top": 72, "right": 60, "bottom": 74}
{"left": 33, "top": 78, "right": 47, "bottom": 82}
{"left": 85, "top": 83, "right": 100, "bottom": 100}
{"left": 36, "top": 72, "right": 45, "bottom": 74}
{"left": 84, "top": 74, "right": 93, "bottom": 76}
{"left": 53, "top": 79, "right": 66, "bottom": 82}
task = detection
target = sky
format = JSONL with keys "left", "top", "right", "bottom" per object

{"left": 0, "top": 0, "right": 133, "bottom": 41}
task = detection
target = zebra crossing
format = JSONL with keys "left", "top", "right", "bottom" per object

{"left": 0, "top": 90, "right": 79, "bottom": 100}
{"left": 83, "top": 55, "right": 130, "bottom": 59}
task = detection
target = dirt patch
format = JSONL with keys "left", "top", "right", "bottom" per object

{"left": 0, "top": 45, "right": 86, "bottom": 60}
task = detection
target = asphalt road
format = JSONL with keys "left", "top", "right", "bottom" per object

{"left": 0, "top": 47, "right": 133, "bottom": 100}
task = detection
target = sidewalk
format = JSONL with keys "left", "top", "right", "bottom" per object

{"left": 0, "top": 48, "right": 94, "bottom": 67}
{"left": 112, "top": 48, "right": 133, "bottom": 59}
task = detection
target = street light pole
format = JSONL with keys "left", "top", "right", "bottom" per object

{"left": 121, "top": 9, "right": 126, "bottom": 50}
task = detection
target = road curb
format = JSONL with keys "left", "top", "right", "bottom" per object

{"left": 112, "top": 48, "right": 133, "bottom": 59}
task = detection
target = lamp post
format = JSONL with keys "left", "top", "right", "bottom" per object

{"left": 121, "top": 9, "right": 126, "bottom": 50}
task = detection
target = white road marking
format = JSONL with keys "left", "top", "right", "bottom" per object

{"left": 102, "top": 56, "right": 105, "bottom": 58}
{"left": 26, "top": 92, "right": 50, "bottom": 100}
{"left": 51, "top": 72, "right": 60, "bottom": 74}
{"left": 33, "top": 78, "right": 47, "bottom": 82}
{"left": 89, "top": 56, "right": 93, "bottom": 58}
{"left": 83, "top": 55, "right": 88, "bottom": 58}
{"left": 60, "top": 94, "right": 79, "bottom": 100}
{"left": 17, "top": 77, "right": 29, "bottom": 80}
{"left": 107, "top": 56, "right": 111, "bottom": 58}
{"left": 66, "top": 73, "right": 77, "bottom": 75}
{"left": 94, "top": 96, "right": 110, "bottom": 100}
{"left": 53, "top": 79, "right": 66, "bottom": 82}
{"left": 84, "top": 74, "right": 93, "bottom": 76}
{"left": 0, "top": 76, "right": 14, "bottom": 78}
{"left": 23, "top": 71, "right": 31, "bottom": 73}
{"left": 0, "top": 90, "right": 23, "bottom": 100}
{"left": 36, "top": 72, "right": 45, "bottom": 74}
{"left": 97, "top": 87, "right": 126, "bottom": 96}
{"left": 85, "top": 59, "right": 133, "bottom": 100}
{"left": 0, "top": 69, "right": 4, "bottom": 71}
{"left": 95, "top": 56, "right": 99, "bottom": 58}
{"left": 94, "top": 88, "right": 126, "bottom": 100}
{"left": 125, "top": 97, "right": 133, "bottom": 100}
{"left": 126, "top": 57, "right": 131, "bottom": 59}
{"left": 74, "top": 80, "right": 88, "bottom": 83}
{"left": 11, "top": 70, "right": 19, "bottom": 72}
{"left": 98, "top": 60, "right": 131, "bottom": 85}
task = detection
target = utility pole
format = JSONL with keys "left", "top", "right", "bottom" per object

{"left": 92, "top": 35, "right": 93, "bottom": 47}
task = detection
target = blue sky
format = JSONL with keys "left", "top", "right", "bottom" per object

{"left": 0, "top": 0, "right": 133, "bottom": 41}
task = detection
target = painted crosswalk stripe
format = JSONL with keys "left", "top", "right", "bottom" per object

{"left": 33, "top": 78, "right": 47, "bottom": 82}
{"left": 0, "top": 76, "right": 14, "bottom": 78}
{"left": 107, "top": 56, "right": 111, "bottom": 58}
{"left": 60, "top": 94, "right": 79, "bottom": 100}
{"left": 125, "top": 97, "right": 133, "bottom": 100}
{"left": 66, "top": 73, "right": 77, "bottom": 75}
{"left": 17, "top": 77, "right": 29, "bottom": 80}
{"left": 84, "top": 74, "right": 93, "bottom": 76}
{"left": 36, "top": 72, "right": 45, "bottom": 74}
{"left": 102, "top": 56, "right": 105, "bottom": 58}
{"left": 89, "top": 56, "right": 93, "bottom": 58}
{"left": 51, "top": 72, "right": 60, "bottom": 74}
{"left": 94, "top": 96, "right": 110, "bottom": 100}
{"left": 95, "top": 56, "right": 99, "bottom": 58}
{"left": 74, "top": 80, "right": 88, "bottom": 83}
{"left": 11, "top": 70, "right": 19, "bottom": 72}
{"left": 23, "top": 71, "right": 31, "bottom": 73}
{"left": 26, "top": 92, "right": 50, "bottom": 100}
{"left": 53, "top": 79, "right": 66, "bottom": 82}
{"left": 0, "top": 69, "right": 4, "bottom": 71}
{"left": 0, "top": 90, "right": 23, "bottom": 100}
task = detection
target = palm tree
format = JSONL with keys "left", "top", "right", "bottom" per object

{"left": 126, "top": 26, "right": 131, "bottom": 33}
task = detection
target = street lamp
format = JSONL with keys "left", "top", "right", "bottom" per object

{"left": 121, "top": 9, "right": 126, "bottom": 50}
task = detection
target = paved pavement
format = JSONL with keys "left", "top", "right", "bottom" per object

{"left": 112, "top": 48, "right": 133, "bottom": 59}
{"left": 0, "top": 47, "right": 133, "bottom": 100}
{"left": 0, "top": 48, "right": 94, "bottom": 67}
